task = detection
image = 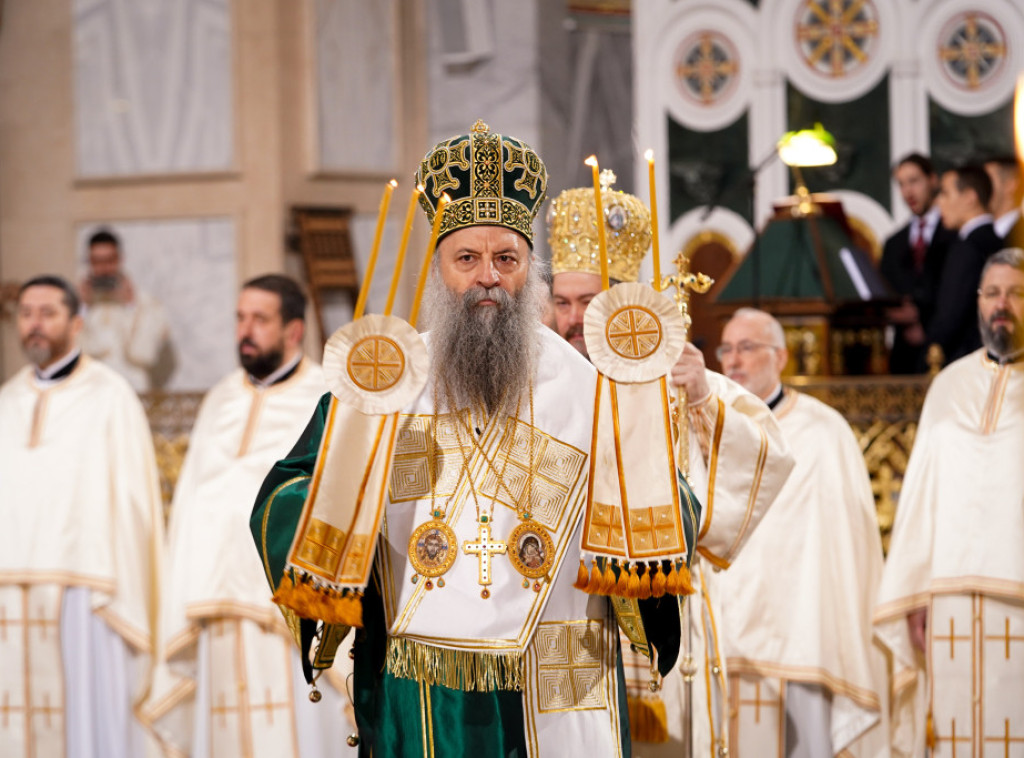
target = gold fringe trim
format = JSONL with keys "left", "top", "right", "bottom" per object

{"left": 627, "top": 695, "right": 670, "bottom": 744}
{"left": 385, "top": 637, "right": 524, "bottom": 692}
{"left": 272, "top": 571, "right": 364, "bottom": 627}
{"left": 576, "top": 559, "right": 695, "bottom": 599}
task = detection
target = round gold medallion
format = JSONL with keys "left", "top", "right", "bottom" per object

{"left": 605, "top": 306, "right": 662, "bottom": 360}
{"left": 347, "top": 335, "right": 405, "bottom": 392}
{"left": 408, "top": 520, "right": 457, "bottom": 579}
{"left": 507, "top": 521, "right": 555, "bottom": 580}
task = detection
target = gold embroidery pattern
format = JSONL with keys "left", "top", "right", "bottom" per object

{"left": 421, "top": 138, "right": 470, "bottom": 199}
{"left": 347, "top": 336, "right": 405, "bottom": 392}
{"left": 389, "top": 415, "right": 465, "bottom": 503}
{"left": 503, "top": 139, "right": 545, "bottom": 200}
{"left": 611, "top": 597, "right": 649, "bottom": 657}
{"left": 535, "top": 621, "right": 607, "bottom": 712}
{"left": 587, "top": 503, "right": 626, "bottom": 550}
{"left": 295, "top": 518, "right": 346, "bottom": 576}
{"left": 627, "top": 505, "right": 680, "bottom": 554}
{"left": 478, "top": 418, "right": 586, "bottom": 528}
{"left": 605, "top": 306, "right": 663, "bottom": 360}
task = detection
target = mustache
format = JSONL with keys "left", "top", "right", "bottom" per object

{"left": 238, "top": 337, "right": 257, "bottom": 350}
{"left": 990, "top": 308, "right": 1015, "bottom": 323}
{"left": 565, "top": 324, "right": 584, "bottom": 341}
{"left": 464, "top": 285, "right": 512, "bottom": 308}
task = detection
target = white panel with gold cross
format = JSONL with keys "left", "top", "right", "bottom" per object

{"left": 0, "top": 585, "right": 66, "bottom": 758}
{"left": 204, "top": 618, "right": 301, "bottom": 757}
{"left": 929, "top": 592, "right": 1024, "bottom": 757}
{"left": 727, "top": 674, "right": 786, "bottom": 758}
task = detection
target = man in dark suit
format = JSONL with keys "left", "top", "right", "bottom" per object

{"left": 880, "top": 153, "right": 957, "bottom": 373}
{"left": 928, "top": 164, "right": 1004, "bottom": 364}
{"left": 984, "top": 155, "right": 1024, "bottom": 248}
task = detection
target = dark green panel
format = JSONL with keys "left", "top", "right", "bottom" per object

{"left": 717, "top": 215, "right": 862, "bottom": 302}
{"left": 667, "top": 111, "right": 751, "bottom": 225}
{"left": 928, "top": 96, "right": 1014, "bottom": 171}
{"left": 786, "top": 77, "right": 891, "bottom": 210}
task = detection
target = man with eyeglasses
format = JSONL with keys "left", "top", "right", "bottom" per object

{"left": 876, "top": 247, "right": 1024, "bottom": 756}
{"left": 708, "top": 307, "right": 889, "bottom": 757}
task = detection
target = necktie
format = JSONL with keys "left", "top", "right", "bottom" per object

{"left": 912, "top": 216, "right": 927, "bottom": 272}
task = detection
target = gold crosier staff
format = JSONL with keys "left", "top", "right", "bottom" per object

{"left": 658, "top": 251, "right": 713, "bottom": 477}
{"left": 657, "top": 255, "right": 712, "bottom": 758}
{"left": 652, "top": 146, "right": 712, "bottom": 757}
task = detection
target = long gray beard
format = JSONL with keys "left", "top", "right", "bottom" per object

{"left": 422, "top": 262, "right": 547, "bottom": 416}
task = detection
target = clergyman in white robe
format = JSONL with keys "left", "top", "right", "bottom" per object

{"left": 141, "top": 355, "right": 357, "bottom": 757}
{"left": 875, "top": 349, "right": 1024, "bottom": 758}
{"left": 711, "top": 387, "right": 889, "bottom": 758}
{"left": 0, "top": 351, "right": 164, "bottom": 758}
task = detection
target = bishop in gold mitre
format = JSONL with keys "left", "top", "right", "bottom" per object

{"left": 548, "top": 174, "right": 795, "bottom": 757}
{"left": 252, "top": 123, "right": 793, "bottom": 757}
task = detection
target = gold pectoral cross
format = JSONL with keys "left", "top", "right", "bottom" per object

{"left": 463, "top": 519, "right": 507, "bottom": 599}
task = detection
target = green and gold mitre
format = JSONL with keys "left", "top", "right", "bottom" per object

{"left": 415, "top": 119, "right": 548, "bottom": 245}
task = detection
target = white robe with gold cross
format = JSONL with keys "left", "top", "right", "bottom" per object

{"left": 141, "top": 360, "right": 354, "bottom": 758}
{"left": 629, "top": 371, "right": 795, "bottom": 758}
{"left": 875, "top": 350, "right": 1024, "bottom": 758}
{"left": 0, "top": 357, "right": 164, "bottom": 758}
{"left": 710, "top": 390, "right": 889, "bottom": 758}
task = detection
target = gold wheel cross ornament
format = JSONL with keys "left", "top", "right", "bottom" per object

{"left": 347, "top": 335, "right": 405, "bottom": 392}
{"left": 675, "top": 31, "right": 739, "bottom": 105}
{"left": 939, "top": 12, "right": 1006, "bottom": 91}
{"left": 606, "top": 306, "right": 663, "bottom": 360}
{"left": 796, "top": 0, "right": 879, "bottom": 78}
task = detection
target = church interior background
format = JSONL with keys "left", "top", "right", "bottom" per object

{"left": 1, "top": 0, "right": 1021, "bottom": 541}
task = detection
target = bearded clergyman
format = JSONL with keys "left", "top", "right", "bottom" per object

{"left": 251, "top": 121, "right": 794, "bottom": 756}
{"left": 875, "top": 247, "right": 1024, "bottom": 757}
{"left": 0, "top": 275, "right": 163, "bottom": 757}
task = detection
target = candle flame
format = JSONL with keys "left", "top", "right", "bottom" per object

{"left": 584, "top": 155, "right": 597, "bottom": 167}
{"left": 1015, "top": 75, "right": 1024, "bottom": 165}
{"left": 644, "top": 149, "right": 654, "bottom": 162}
{"left": 388, "top": 179, "right": 398, "bottom": 188}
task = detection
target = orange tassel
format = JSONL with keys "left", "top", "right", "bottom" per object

{"left": 677, "top": 562, "right": 696, "bottom": 595}
{"left": 665, "top": 563, "right": 679, "bottom": 595}
{"left": 585, "top": 560, "right": 603, "bottom": 594}
{"left": 626, "top": 565, "right": 641, "bottom": 598}
{"left": 926, "top": 710, "right": 936, "bottom": 749}
{"left": 651, "top": 563, "right": 666, "bottom": 597}
{"left": 637, "top": 565, "right": 652, "bottom": 599}
{"left": 601, "top": 561, "right": 617, "bottom": 594}
{"left": 574, "top": 559, "right": 590, "bottom": 591}
{"left": 614, "top": 562, "right": 630, "bottom": 596}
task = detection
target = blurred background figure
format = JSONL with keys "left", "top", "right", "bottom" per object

{"left": 880, "top": 154, "right": 956, "bottom": 373}
{"left": 80, "top": 228, "right": 171, "bottom": 392}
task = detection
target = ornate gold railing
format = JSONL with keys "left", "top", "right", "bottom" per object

{"left": 788, "top": 374, "right": 930, "bottom": 551}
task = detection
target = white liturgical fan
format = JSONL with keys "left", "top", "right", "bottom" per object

{"left": 323, "top": 314, "right": 429, "bottom": 415}
{"left": 583, "top": 282, "right": 686, "bottom": 383}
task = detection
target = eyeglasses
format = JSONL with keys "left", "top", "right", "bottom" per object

{"left": 978, "top": 287, "right": 1024, "bottom": 304}
{"left": 714, "top": 341, "right": 782, "bottom": 361}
